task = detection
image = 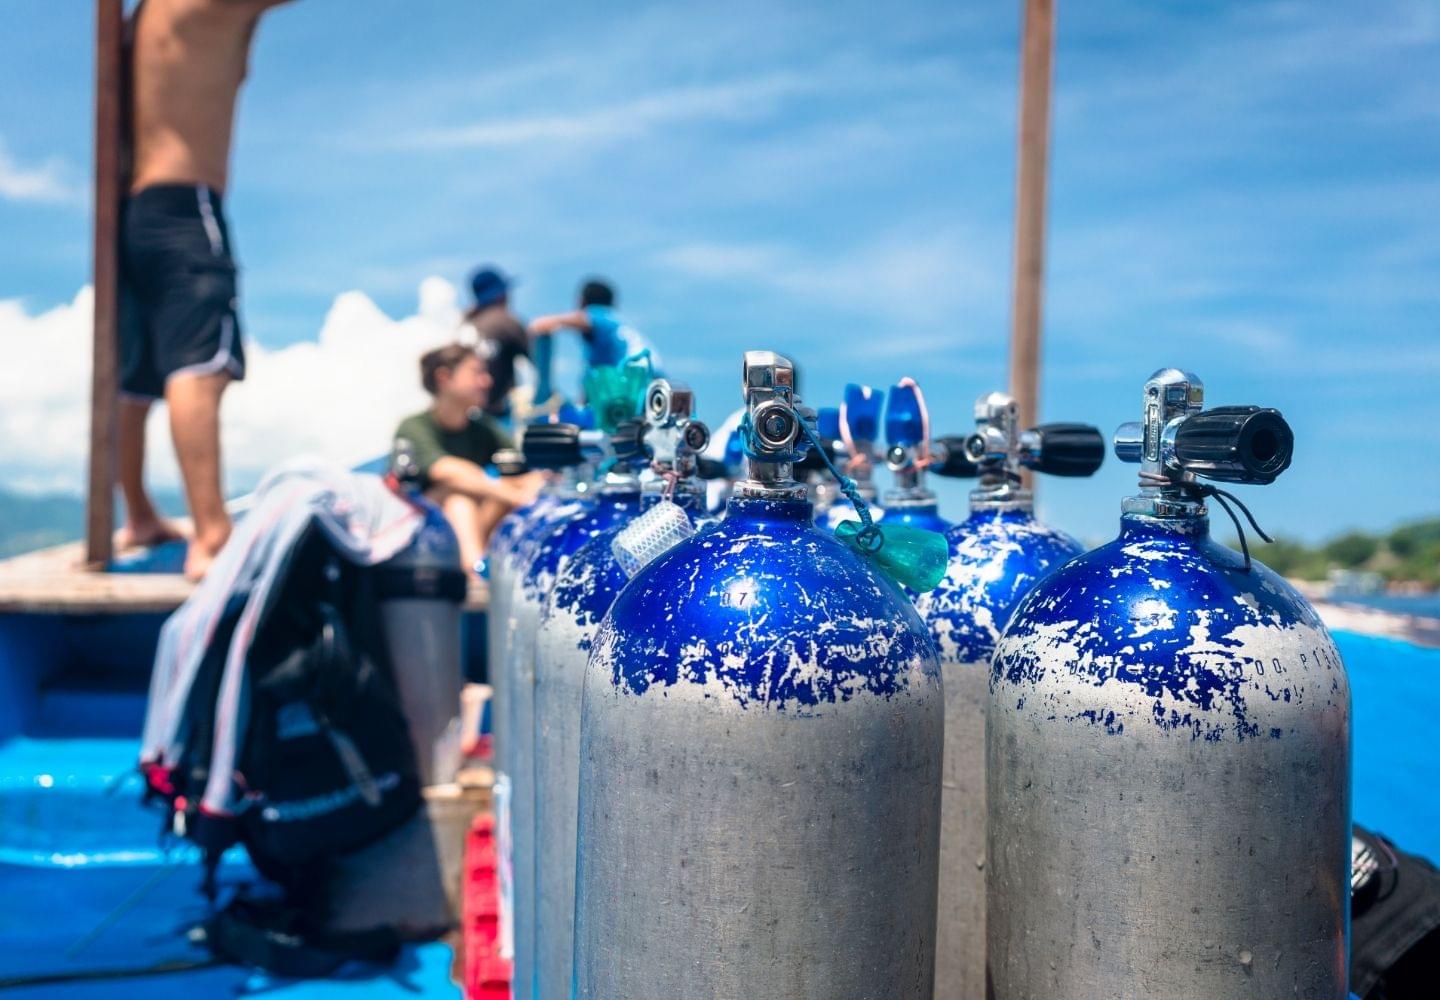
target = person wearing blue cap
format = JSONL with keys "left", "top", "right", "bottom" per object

{"left": 464, "top": 265, "right": 529, "bottom": 421}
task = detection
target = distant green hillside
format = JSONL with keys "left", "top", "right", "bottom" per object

{"left": 0, "top": 491, "right": 87, "bottom": 559}
{"left": 1247, "top": 518, "right": 1440, "bottom": 589}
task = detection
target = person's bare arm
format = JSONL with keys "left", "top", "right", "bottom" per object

{"left": 428, "top": 457, "right": 537, "bottom": 506}
{"left": 528, "top": 309, "right": 592, "bottom": 337}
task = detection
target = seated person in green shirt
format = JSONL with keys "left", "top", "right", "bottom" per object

{"left": 394, "top": 343, "right": 538, "bottom": 577}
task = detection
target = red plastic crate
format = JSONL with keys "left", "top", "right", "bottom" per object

{"left": 463, "top": 812, "right": 511, "bottom": 999}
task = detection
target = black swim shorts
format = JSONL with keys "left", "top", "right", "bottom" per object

{"left": 119, "top": 183, "right": 246, "bottom": 399}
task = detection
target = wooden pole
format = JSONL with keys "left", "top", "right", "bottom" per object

{"left": 84, "top": 0, "right": 124, "bottom": 570}
{"left": 1008, "top": 0, "right": 1056, "bottom": 439}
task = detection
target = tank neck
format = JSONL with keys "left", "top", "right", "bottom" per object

{"left": 885, "top": 497, "right": 939, "bottom": 516}
{"left": 968, "top": 467, "right": 1032, "bottom": 512}
{"left": 882, "top": 484, "right": 936, "bottom": 509}
{"left": 970, "top": 492, "right": 1033, "bottom": 514}
{"left": 725, "top": 495, "right": 815, "bottom": 523}
{"left": 1121, "top": 483, "right": 1206, "bottom": 520}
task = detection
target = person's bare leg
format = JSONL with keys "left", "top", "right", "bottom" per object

{"left": 433, "top": 491, "right": 507, "bottom": 757}
{"left": 438, "top": 490, "right": 486, "bottom": 578}
{"left": 165, "top": 372, "right": 232, "bottom": 579}
{"left": 474, "top": 497, "right": 510, "bottom": 551}
{"left": 116, "top": 395, "right": 183, "bottom": 550}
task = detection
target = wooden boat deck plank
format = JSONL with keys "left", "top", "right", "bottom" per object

{"left": 0, "top": 541, "right": 191, "bottom": 614}
{"left": 0, "top": 540, "right": 489, "bottom": 615}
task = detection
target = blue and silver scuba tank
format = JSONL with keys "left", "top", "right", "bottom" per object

{"left": 381, "top": 440, "right": 470, "bottom": 786}
{"left": 572, "top": 351, "right": 943, "bottom": 999}
{"left": 491, "top": 430, "right": 595, "bottom": 778}
{"left": 914, "top": 391, "right": 1104, "bottom": 1000}
{"left": 487, "top": 449, "right": 583, "bottom": 774}
{"left": 488, "top": 484, "right": 561, "bottom": 777}
{"left": 822, "top": 382, "right": 884, "bottom": 530}
{"left": 532, "top": 379, "right": 711, "bottom": 1000}
{"left": 476, "top": 446, "right": 534, "bottom": 770}
{"left": 504, "top": 422, "right": 605, "bottom": 999}
{"left": 987, "top": 369, "right": 1350, "bottom": 999}
{"left": 879, "top": 378, "right": 950, "bottom": 534}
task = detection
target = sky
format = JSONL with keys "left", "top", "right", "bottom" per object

{"left": 0, "top": 0, "right": 1436, "bottom": 545}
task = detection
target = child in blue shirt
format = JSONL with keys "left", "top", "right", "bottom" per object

{"left": 527, "top": 278, "right": 652, "bottom": 404}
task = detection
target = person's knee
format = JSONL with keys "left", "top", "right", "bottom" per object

{"left": 440, "top": 491, "right": 482, "bottom": 522}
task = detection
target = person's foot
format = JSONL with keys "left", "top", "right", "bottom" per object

{"left": 183, "top": 526, "right": 231, "bottom": 581}
{"left": 116, "top": 517, "right": 185, "bottom": 552}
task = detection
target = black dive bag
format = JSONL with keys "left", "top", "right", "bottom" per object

{"left": 144, "top": 522, "right": 422, "bottom": 918}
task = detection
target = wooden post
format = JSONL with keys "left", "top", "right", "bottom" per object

{"left": 1008, "top": 0, "right": 1056, "bottom": 441}
{"left": 85, "top": 0, "right": 124, "bottom": 570}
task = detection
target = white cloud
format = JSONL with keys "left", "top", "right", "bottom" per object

{"left": 0, "top": 290, "right": 96, "bottom": 491}
{"left": 399, "top": 75, "right": 811, "bottom": 151}
{"left": 0, "top": 136, "right": 78, "bottom": 205}
{"left": 0, "top": 278, "right": 472, "bottom": 495}
{"left": 654, "top": 228, "right": 1004, "bottom": 335}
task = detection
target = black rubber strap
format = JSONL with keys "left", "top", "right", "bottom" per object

{"left": 372, "top": 566, "right": 468, "bottom": 603}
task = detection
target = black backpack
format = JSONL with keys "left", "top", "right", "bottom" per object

{"left": 146, "top": 521, "right": 422, "bottom": 916}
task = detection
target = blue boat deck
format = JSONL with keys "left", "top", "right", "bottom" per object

{"left": 0, "top": 559, "right": 465, "bottom": 997}
{"left": 0, "top": 737, "right": 459, "bottom": 998}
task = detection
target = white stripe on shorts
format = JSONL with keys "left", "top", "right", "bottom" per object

{"left": 196, "top": 184, "right": 224, "bottom": 257}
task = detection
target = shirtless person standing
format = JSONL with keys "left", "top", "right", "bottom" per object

{"left": 118, "top": 0, "right": 292, "bottom": 579}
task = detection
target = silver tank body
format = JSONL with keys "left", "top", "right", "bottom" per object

{"left": 486, "top": 557, "right": 510, "bottom": 774}
{"left": 503, "top": 495, "right": 589, "bottom": 1000}
{"left": 378, "top": 501, "right": 466, "bottom": 786}
{"left": 572, "top": 497, "right": 943, "bottom": 999}
{"left": 532, "top": 576, "right": 590, "bottom": 1000}
{"left": 912, "top": 506, "right": 1083, "bottom": 1000}
{"left": 530, "top": 490, "right": 642, "bottom": 999}
{"left": 987, "top": 513, "right": 1351, "bottom": 999}
{"left": 487, "top": 498, "right": 547, "bottom": 774}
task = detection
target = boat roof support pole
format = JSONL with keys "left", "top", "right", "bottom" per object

{"left": 85, "top": 0, "right": 123, "bottom": 570}
{"left": 1007, "top": 0, "right": 1056, "bottom": 485}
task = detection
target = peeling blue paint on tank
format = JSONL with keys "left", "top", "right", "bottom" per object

{"left": 490, "top": 495, "right": 546, "bottom": 568}
{"left": 511, "top": 495, "right": 590, "bottom": 579}
{"left": 596, "top": 496, "right": 938, "bottom": 710}
{"left": 550, "top": 493, "right": 709, "bottom": 640}
{"left": 520, "top": 493, "right": 639, "bottom": 600}
{"left": 994, "top": 513, "right": 1346, "bottom": 741}
{"left": 916, "top": 507, "right": 1084, "bottom": 665}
